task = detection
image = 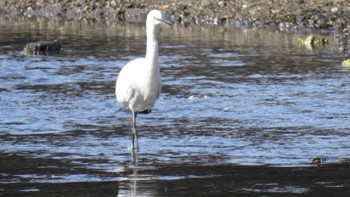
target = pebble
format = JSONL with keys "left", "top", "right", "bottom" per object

{"left": 110, "top": 0, "right": 116, "bottom": 7}
{"left": 200, "top": 0, "right": 213, "bottom": 8}
{"left": 330, "top": 7, "right": 338, "bottom": 13}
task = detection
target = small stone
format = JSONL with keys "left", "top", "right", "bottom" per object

{"left": 312, "top": 158, "right": 326, "bottom": 164}
{"left": 110, "top": 0, "right": 117, "bottom": 7}
{"left": 26, "top": 6, "right": 33, "bottom": 16}
{"left": 330, "top": 7, "right": 338, "bottom": 13}
{"left": 201, "top": 0, "right": 212, "bottom": 8}
{"left": 218, "top": 1, "right": 226, "bottom": 8}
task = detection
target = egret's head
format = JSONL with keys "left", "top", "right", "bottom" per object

{"left": 147, "top": 10, "right": 173, "bottom": 26}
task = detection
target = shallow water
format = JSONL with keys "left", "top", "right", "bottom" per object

{"left": 1, "top": 16, "right": 350, "bottom": 196}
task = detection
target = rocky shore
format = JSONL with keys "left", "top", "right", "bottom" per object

{"left": 0, "top": 0, "right": 349, "bottom": 34}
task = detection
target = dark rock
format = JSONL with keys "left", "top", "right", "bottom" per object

{"left": 23, "top": 40, "right": 63, "bottom": 55}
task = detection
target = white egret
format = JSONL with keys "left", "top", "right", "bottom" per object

{"left": 115, "top": 10, "right": 172, "bottom": 150}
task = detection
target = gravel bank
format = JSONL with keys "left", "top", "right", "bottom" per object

{"left": 0, "top": 0, "right": 349, "bottom": 34}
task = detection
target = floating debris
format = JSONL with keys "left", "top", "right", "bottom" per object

{"left": 23, "top": 40, "right": 63, "bottom": 55}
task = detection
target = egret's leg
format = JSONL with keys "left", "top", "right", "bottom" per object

{"left": 135, "top": 126, "right": 139, "bottom": 152}
{"left": 131, "top": 111, "right": 137, "bottom": 149}
{"left": 131, "top": 111, "right": 139, "bottom": 151}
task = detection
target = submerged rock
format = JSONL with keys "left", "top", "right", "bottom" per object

{"left": 297, "top": 35, "right": 328, "bottom": 50}
{"left": 341, "top": 59, "right": 350, "bottom": 67}
{"left": 312, "top": 158, "right": 326, "bottom": 165}
{"left": 23, "top": 40, "right": 63, "bottom": 55}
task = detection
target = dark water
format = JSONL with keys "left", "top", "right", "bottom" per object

{"left": 1, "top": 16, "right": 350, "bottom": 196}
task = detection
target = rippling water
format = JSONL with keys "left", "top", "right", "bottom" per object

{"left": 1, "top": 16, "right": 350, "bottom": 196}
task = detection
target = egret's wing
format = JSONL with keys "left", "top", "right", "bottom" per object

{"left": 116, "top": 70, "right": 135, "bottom": 105}
{"left": 115, "top": 59, "right": 143, "bottom": 105}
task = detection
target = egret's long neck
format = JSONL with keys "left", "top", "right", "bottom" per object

{"left": 145, "top": 22, "right": 159, "bottom": 68}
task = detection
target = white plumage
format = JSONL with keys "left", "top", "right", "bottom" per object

{"left": 115, "top": 10, "right": 172, "bottom": 150}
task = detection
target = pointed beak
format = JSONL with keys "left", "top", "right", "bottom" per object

{"left": 157, "top": 18, "right": 173, "bottom": 26}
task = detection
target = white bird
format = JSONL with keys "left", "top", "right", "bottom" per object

{"left": 115, "top": 10, "right": 172, "bottom": 150}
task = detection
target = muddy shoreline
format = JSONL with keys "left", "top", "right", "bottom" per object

{"left": 0, "top": 0, "right": 349, "bottom": 34}
{"left": 1, "top": 0, "right": 350, "bottom": 56}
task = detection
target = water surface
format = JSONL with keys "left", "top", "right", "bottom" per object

{"left": 1, "top": 16, "right": 350, "bottom": 196}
